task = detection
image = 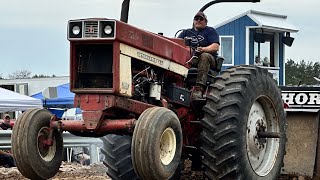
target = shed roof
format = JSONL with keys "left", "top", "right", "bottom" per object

{"left": 215, "top": 10, "right": 299, "bottom": 33}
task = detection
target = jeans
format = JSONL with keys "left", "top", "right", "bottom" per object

{"left": 191, "top": 53, "right": 216, "bottom": 86}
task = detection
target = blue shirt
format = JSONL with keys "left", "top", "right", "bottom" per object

{"left": 178, "top": 26, "right": 220, "bottom": 57}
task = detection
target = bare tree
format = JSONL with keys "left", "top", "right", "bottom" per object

{"left": 0, "top": 73, "right": 3, "bottom": 79}
{"left": 8, "top": 70, "right": 32, "bottom": 79}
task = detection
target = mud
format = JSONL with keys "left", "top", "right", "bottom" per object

{"left": 0, "top": 160, "right": 311, "bottom": 180}
{"left": 0, "top": 162, "right": 110, "bottom": 180}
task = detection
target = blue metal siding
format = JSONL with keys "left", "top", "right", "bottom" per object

{"left": 239, "top": 17, "right": 246, "bottom": 65}
{"left": 216, "top": 15, "right": 257, "bottom": 68}
{"left": 234, "top": 19, "right": 240, "bottom": 66}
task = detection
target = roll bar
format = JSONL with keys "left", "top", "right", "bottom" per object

{"left": 199, "top": 0, "right": 260, "bottom": 12}
{"left": 120, "top": 0, "right": 260, "bottom": 23}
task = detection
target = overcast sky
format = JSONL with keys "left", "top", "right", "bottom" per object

{"left": 0, "top": 0, "right": 319, "bottom": 77}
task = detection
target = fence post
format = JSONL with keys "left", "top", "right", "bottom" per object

{"left": 90, "top": 144, "right": 99, "bottom": 164}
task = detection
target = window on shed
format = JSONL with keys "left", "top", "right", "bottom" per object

{"left": 254, "top": 33, "right": 275, "bottom": 67}
{"left": 219, "top": 36, "right": 234, "bottom": 65}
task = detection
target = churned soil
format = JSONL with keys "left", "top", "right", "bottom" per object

{"left": 0, "top": 162, "right": 110, "bottom": 180}
{"left": 0, "top": 161, "right": 200, "bottom": 180}
{"left": 0, "top": 160, "right": 310, "bottom": 180}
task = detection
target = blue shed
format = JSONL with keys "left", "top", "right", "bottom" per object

{"left": 215, "top": 10, "right": 299, "bottom": 85}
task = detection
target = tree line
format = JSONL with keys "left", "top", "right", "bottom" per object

{"left": 0, "top": 70, "right": 56, "bottom": 79}
{"left": 285, "top": 59, "right": 320, "bottom": 85}
{"left": 1, "top": 60, "right": 319, "bottom": 85}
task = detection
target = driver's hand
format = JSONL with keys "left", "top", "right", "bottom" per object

{"left": 197, "top": 47, "right": 204, "bottom": 53}
{"left": 184, "top": 37, "right": 192, "bottom": 46}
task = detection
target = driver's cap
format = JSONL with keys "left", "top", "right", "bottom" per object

{"left": 194, "top": 12, "right": 207, "bottom": 20}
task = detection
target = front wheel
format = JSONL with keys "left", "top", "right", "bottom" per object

{"left": 11, "top": 109, "right": 63, "bottom": 180}
{"left": 201, "top": 66, "right": 286, "bottom": 179}
{"left": 132, "top": 107, "right": 183, "bottom": 180}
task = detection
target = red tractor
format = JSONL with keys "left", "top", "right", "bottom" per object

{"left": 11, "top": 0, "right": 286, "bottom": 179}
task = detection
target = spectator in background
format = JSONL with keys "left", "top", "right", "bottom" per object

{"left": 0, "top": 114, "right": 16, "bottom": 167}
{"left": 255, "top": 55, "right": 263, "bottom": 66}
{"left": 262, "top": 57, "right": 270, "bottom": 67}
{"left": 0, "top": 150, "right": 16, "bottom": 167}
{"left": 0, "top": 114, "right": 12, "bottom": 130}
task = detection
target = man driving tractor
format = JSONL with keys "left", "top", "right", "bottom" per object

{"left": 178, "top": 11, "right": 220, "bottom": 100}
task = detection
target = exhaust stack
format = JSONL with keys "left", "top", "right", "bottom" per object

{"left": 120, "top": 0, "right": 130, "bottom": 23}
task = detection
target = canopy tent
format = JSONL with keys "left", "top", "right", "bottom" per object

{"left": 0, "top": 87, "right": 43, "bottom": 113}
{"left": 31, "top": 83, "right": 75, "bottom": 109}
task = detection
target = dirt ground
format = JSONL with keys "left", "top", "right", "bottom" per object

{"left": 0, "top": 160, "right": 309, "bottom": 180}
{"left": 0, "top": 162, "right": 110, "bottom": 180}
{"left": 0, "top": 160, "right": 203, "bottom": 180}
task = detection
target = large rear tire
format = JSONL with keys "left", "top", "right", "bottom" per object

{"left": 132, "top": 107, "right": 183, "bottom": 180}
{"left": 200, "top": 66, "right": 286, "bottom": 179}
{"left": 12, "top": 108, "right": 63, "bottom": 179}
{"left": 101, "top": 134, "right": 139, "bottom": 180}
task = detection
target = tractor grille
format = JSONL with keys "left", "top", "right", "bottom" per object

{"left": 75, "top": 44, "right": 113, "bottom": 89}
{"left": 84, "top": 21, "right": 99, "bottom": 38}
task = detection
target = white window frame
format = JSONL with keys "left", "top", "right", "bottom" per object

{"left": 219, "top": 36, "right": 234, "bottom": 66}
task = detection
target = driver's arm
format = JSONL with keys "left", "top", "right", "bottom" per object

{"left": 197, "top": 27, "right": 220, "bottom": 53}
{"left": 197, "top": 42, "right": 219, "bottom": 53}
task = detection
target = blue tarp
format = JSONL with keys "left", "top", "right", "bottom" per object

{"left": 48, "top": 108, "right": 65, "bottom": 118}
{"left": 31, "top": 83, "right": 75, "bottom": 108}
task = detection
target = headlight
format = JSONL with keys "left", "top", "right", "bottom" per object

{"left": 72, "top": 26, "right": 81, "bottom": 35}
{"left": 68, "top": 21, "right": 82, "bottom": 39}
{"left": 100, "top": 21, "right": 115, "bottom": 38}
{"left": 104, "top": 25, "right": 112, "bottom": 35}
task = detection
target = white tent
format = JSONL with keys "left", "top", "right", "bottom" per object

{"left": 0, "top": 87, "right": 43, "bottom": 113}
